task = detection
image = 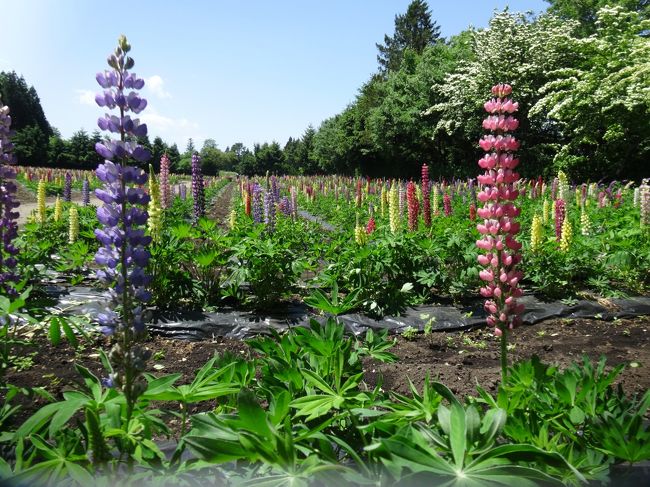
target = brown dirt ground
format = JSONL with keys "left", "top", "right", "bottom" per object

{"left": 207, "top": 179, "right": 236, "bottom": 228}
{"left": 3, "top": 315, "right": 648, "bottom": 435}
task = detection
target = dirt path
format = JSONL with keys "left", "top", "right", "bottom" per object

{"left": 16, "top": 193, "right": 102, "bottom": 226}
{"left": 207, "top": 181, "right": 236, "bottom": 228}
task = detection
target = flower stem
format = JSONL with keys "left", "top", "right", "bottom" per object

{"left": 500, "top": 325, "right": 508, "bottom": 382}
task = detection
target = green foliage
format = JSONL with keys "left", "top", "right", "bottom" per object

{"left": 1, "top": 311, "right": 648, "bottom": 485}
{"left": 376, "top": 0, "right": 441, "bottom": 74}
{"left": 531, "top": 6, "right": 650, "bottom": 180}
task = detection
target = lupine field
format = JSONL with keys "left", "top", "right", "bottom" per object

{"left": 1, "top": 8, "right": 650, "bottom": 487}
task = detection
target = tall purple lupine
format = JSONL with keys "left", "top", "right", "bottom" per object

{"left": 93, "top": 36, "right": 152, "bottom": 409}
{"left": 0, "top": 99, "right": 19, "bottom": 297}
{"left": 264, "top": 190, "right": 276, "bottom": 233}
{"left": 82, "top": 177, "right": 90, "bottom": 206}
{"left": 191, "top": 152, "right": 205, "bottom": 224}
{"left": 252, "top": 183, "right": 263, "bottom": 223}
{"left": 63, "top": 172, "right": 72, "bottom": 202}
{"left": 160, "top": 153, "right": 171, "bottom": 209}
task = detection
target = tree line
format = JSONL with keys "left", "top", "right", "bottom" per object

{"left": 2, "top": 0, "right": 648, "bottom": 180}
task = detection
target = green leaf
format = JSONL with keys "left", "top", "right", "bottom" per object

{"left": 237, "top": 389, "right": 272, "bottom": 439}
{"left": 60, "top": 319, "right": 78, "bottom": 348}
{"left": 49, "top": 392, "right": 89, "bottom": 438}
{"left": 48, "top": 317, "right": 61, "bottom": 346}
{"left": 141, "top": 373, "right": 182, "bottom": 399}
{"left": 449, "top": 403, "right": 467, "bottom": 469}
{"left": 300, "top": 369, "right": 337, "bottom": 395}
{"left": 480, "top": 408, "right": 506, "bottom": 444}
{"left": 65, "top": 462, "right": 95, "bottom": 485}
{"left": 14, "top": 402, "right": 61, "bottom": 439}
{"left": 291, "top": 395, "right": 343, "bottom": 421}
{"left": 569, "top": 405, "right": 585, "bottom": 425}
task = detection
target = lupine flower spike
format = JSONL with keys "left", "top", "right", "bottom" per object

{"left": 640, "top": 180, "right": 650, "bottom": 228}
{"left": 406, "top": 181, "right": 419, "bottom": 231}
{"left": 476, "top": 83, "right": 524, "bottom": 380}
{"left": 147, "top": 164, "right": 162, "bottom": 243}
{"left": 580, "top": 206, "right": 591, "bottom": 236}
{"left": 560, "top": 216, "right": 572, "bottom": 252}
{"left": 443, "top": 192, "right": 452, "bottom": 216}
{"left": 422, "top": 164, "right": 431, "bottom": 227}
{"left": 530, "top": 214, "right": 543, "bottom": 252}
{"left": 54, "top": 196, "right": 62, "bottom": 222}
{"left": 159, "top": 153, "right": 171, "bottom": 209}
{"left": 228, "top": 209, "right": 237, "bottom": 230}
{"left": 37, "top": 179, "right": 46, "bottom": 224}
{"left": 432, "top": 184, "right": 440, "bottom": 216}
{"left": 0, "top": 97, "right": 20, "bottom": 297}
{"left": 191, "top": 153, "right": 205, "bottom": 224}
{"left": 93, "top": 36, "right": 152, "bottom": 414}
{"left": 63, "top": 172, "right": 72, "bottom": 202}
{"left": 68, "top": 206, "right": 79, "bottom": 244}
{"left": 389, "top": 183, "right": 399, "bottom": 234}
{"left": 554, "top": 199, "right": 566, "bottom": 241}
{"left": 82, "top": 177, "right": 90, "bottom": 206}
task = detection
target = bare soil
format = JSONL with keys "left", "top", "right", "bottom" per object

{"left": 207, "top": 180, "right": 237, "bottom": 228}
{"left": 3, "top": 315, "right": 648, "bottom": 434}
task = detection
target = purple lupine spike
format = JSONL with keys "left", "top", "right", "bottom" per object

{"left": 252, "top": 184, "right": 263, "bottom": 223}
{"left": 180, "top": 184, "right": 187, "bottom": 200}
{"left": 93, "top": 36, "right": 152, "bottom": 401}
{"left": 469, "top": 178, "right": 477, "bottom": 207}
{"left": 63, "top": 172, "right": 72, "bottom": 202}
{"left": 271, "top": 176, "right": 280, "bottom": 203}
{"left": 82, "top": 177, "right": 90, "bottom": 206}
{"left": 94, "top": 36, "right": 151, "bottom": 334}
{"left": 0, "top": 99, "right": 19, "bottom": 298}
{"left": 160, "top": 153, "right": 171, "bottom": 209}
{"left": 264, "top": 190, "right": 276, "bottom": 234}
{"left": 191, "top": 153, "right": 205, "bottom": 224}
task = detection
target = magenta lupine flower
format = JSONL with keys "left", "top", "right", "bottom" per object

{"left": 0, "top": 98, "right": 19, "bottom": 297}
{"left": 191, "top": 153, "right": 205, "bottom": 223}
{"left": 554, "top": 199, "right": 566, "bottom": 241}
{"left": 63, "top": 172, "right": 72, "bottom": 202}
{"left": 422, "top": 164, "right": 431, "bottom": 227}
{"left": 476, "top": 84, "right": 524, "bottom": 342}
{"left": 160, "top": 153, "right": 171, "bottom": 209}
{"left": 443, "top": 193, "right": 452, "bottom": 216}
{"left": 406, "top": 181, "right": 419, "bottom": 231}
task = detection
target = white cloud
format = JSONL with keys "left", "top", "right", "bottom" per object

{"left": 76, "top": 89, "right": 95, "bottom": 106}
{"left": 145, "top": 75, "right": 171, "bottom": 99}
{"left": 140, "top": 105, "right": 199, "bottom": 133}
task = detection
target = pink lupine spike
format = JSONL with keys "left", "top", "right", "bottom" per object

{"left": 476, "top": 83, "right": 524, "bottom": 360}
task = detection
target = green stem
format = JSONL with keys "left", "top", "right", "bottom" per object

{"left": 500, "top": 325, "right": 508, "bottom": 383}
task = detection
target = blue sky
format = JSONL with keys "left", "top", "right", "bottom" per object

{"left": 1, "top": 0, "right": 547, "bottom": 151}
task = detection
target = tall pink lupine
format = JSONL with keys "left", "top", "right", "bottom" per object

{"left": 422, "top": 164, "right": 431, "bottom": 227}
{"left": 476, "top": 83, "right": 524, "bottom": 379}
{"left": 160, "top": 153, "right": 171, "bottom": 209}
{"left": 406, "top": 181, "right": 419, "bottom": 231}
